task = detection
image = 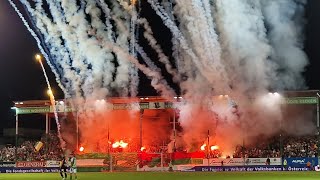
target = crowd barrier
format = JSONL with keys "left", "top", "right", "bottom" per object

{"left": 0, "top": 157, "right": 318, "bottom": 173}
{"left": 0, "top": 167, "right": 60, "bottom": 173}
{"left": 204, "top": 158, "right": 282, "bottom": 166}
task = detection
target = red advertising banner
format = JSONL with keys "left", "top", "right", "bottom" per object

{"left": 16, "top": 161, "right": 46, "bottom": 168}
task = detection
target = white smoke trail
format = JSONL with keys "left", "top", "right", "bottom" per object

{"left": 215, "top": 0, "right": 272, "bottom": 96}
{"left": 20, "top": 0, "right": 80, "bottom": 98}
{"left": 103, "top": 42, "right": 176, "bottom": 97}
{"left": 9, "top": 0, "right": 68, "bottom": 148}
{"left": 129, "top": 4, "right": 139, "bottom": 97}
{"left": 138, "top": 18, "right": 180, "bottom": 82}
{"left": 109, "top": 1, "right": 132, "bottom": 96}
{"left": 116, "top": 0, "right": 140, "bottom": 97}
{"left": 147, "top": 0, "right": 210, "bottom": 82}
{"left": 148, "top": 0, "right": 230, "bottom": 94}
{"left": 261, "top": 0, "right": 308, "bottom": 90}
{"left": 7, "top": 0, "right": 67, "bottom": 95}
{"left": 135, "top": 43, "right": 162, "bottom": 72}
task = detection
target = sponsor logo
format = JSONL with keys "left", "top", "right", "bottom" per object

{"left": 16, "top": 161, "right": 46, "bottom": 168}
{"left": 0, "top": 162, "right": 16, "bottom": 167}
{"left": 291, "top": 160, "right": 305, "bottom": 164}
{"left": 46, "top": 161, "right": 60, "bottom": 167}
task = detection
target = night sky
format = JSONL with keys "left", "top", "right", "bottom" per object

{"left": 0, "top": 0, "right": 319, "bottom": 133}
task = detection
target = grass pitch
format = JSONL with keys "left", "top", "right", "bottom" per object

{"left": 0, "top": 172, "right": 320, "bottom": 180}
{"left": 0, "top": 172, "right": 319, "bottom": 180}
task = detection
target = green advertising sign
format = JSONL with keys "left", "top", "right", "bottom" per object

{"left": 16, "top": 106, "right": 75, "bottom": 115}
{"left": 15, "top": 97, "right": 318, "bottom": 114}
{"left": 16, "top": 107, "right": 51, "bottom": 114}
{"left": 285, "top": 97, "right": 319, "bottom": 105}
{"left": 139, "top": 103, "right": 149, "bottom": 110}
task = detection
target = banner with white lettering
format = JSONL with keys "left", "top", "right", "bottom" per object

{"left": 205, "top": 158, "right": 281, "bottom": 166}
{"left": 46, "top": 161, "right": 61, "bottom": 167}
{"left": 0, "top": 167, "right": 60, "bottom": 173}
{"left": 180, "top": 165, "right": 312, "bottom": 172}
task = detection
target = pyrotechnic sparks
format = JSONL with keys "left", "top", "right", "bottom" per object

{"left": 210, "top": 145, "right": 219, "bottom": 151}
{"left": 79, "top": 146, "right": 84, "bottom": 152}
{"left": 36, "top": 53, "right": 65, "bottom": 149}
{"left": 200, "top": 144, "right": 206, "bottom": 151}
{"left": 140, "top": 146, "right": 146, "bottom": 151}
{"left": 131, "top": 0, "right": 138, "bottom": 6}
{"left": 112, "top": 140, "right": 128, "bottom": 149}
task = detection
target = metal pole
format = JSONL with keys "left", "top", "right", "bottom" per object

{"left": 207, "top": 130, "right": 210, "bottom": 166}
{"left": 45, "top": 113, "right": 49, "bottom": 134}
{"left": 108, "top": 121, "right": 110, "bottom": 154}
{"left": 45, "top": 113, "right": 49, "bottom": 154}
{"left": 173, "top": 109, "right": 176, "bottom": 152}
{"left": 110, "top": 154, "right": 113, "bottom": 172}
{"left": 108, "top": 118, "right": 111, "bottom": 172}
{"left": 316, "top": 99, "right": 319, "bottom": 128}
{"left": 48, "top": 118, "right": 51, "bottom": 133}
{"left": 76, "top": 110, "right": 79, "bottom": 151}
{"left": 140, "top": 109, "right": 144, "bottom": 149}
{"left": 161, "top": 152, "right": 164, "bottom": 171}
{"left": 280, "top": 103, "right": 283, "bottom": 165}
{"left": 316, "top": 97, "right": 320, "bottom": 156}
{"left": 15, "top": 114, "right": 18, "bottom": 161}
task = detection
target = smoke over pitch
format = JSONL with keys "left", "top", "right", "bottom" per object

{"left": 10, "top": 0, "right": 311, "bottom": 153}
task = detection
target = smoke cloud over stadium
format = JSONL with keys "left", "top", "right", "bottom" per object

{"left": 8, "top": 0, "right": 312, "bottom": 154}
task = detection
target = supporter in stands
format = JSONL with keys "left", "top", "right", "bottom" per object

{"left": 0, "top": 134, "right": 318, "bottom": 162}
{"left": 0, "top": 133, "right": 63, "bottom": 162}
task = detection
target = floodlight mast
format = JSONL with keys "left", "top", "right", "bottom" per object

{"left": 314, "top": 91, "right": 320, "bottom": 157}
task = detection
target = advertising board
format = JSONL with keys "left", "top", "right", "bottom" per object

{"left": 180, "top": 165, "right": 312, "bottom": 172}
{"left": 0, "top": 162, "right": 16, "bottom": 167}
{"left": 0, "top": 167, "right": 60, "bottom": 173}
{"left": 16, "top": 161, "right": 46, "bottom": 168}
{"left": 206, "top": 158, "right": 281, "bottom": 166}
{"left": 284, "top": 158, "right": 318, "bottom": 168}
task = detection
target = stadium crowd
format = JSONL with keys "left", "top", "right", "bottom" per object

{"left": 0, "top": 133, "right": 63, "bottom": 162}
{"left": 0, "top": 134, "right": 319, "bottom": 161}
{"left": 233, "top": 136, "right": 318, "bottom": 158}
